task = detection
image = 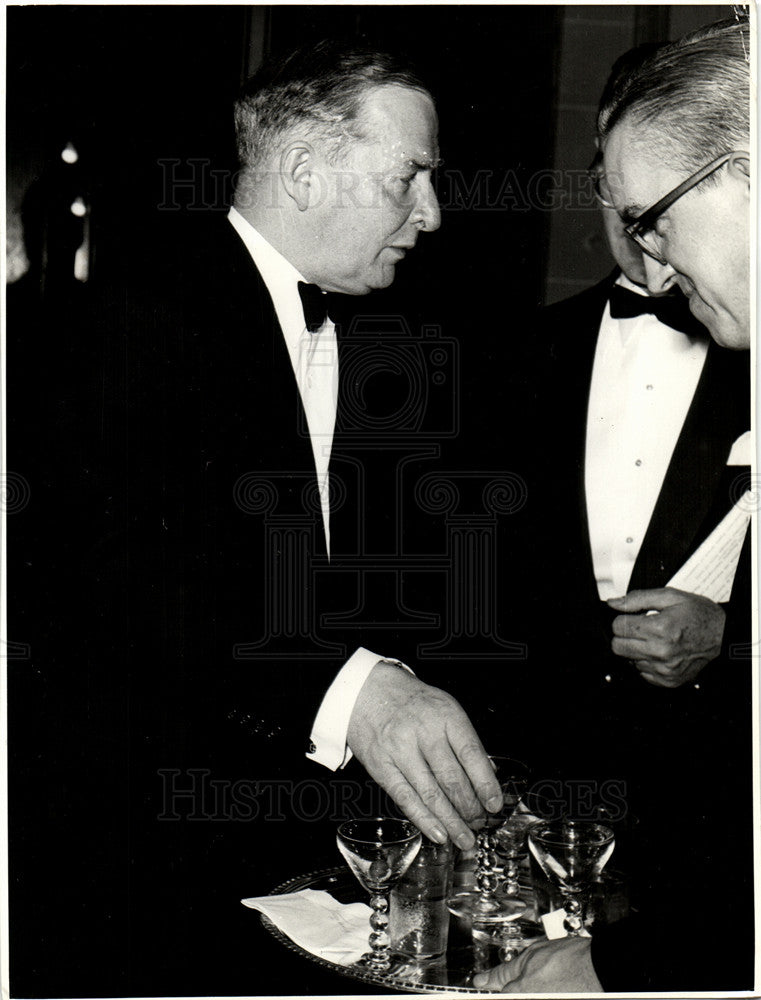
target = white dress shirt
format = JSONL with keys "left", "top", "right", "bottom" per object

{"left": 227, "top": 209, "right": 403, "bottom": 769}
{"left": 585, "top": 274, "right": 709, "bottom": 599}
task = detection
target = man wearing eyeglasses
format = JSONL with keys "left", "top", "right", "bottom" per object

{"left": 601, "top": 22, "right": 750, "bottom": 351}
{"left": 476, "top": 22, "right": 752, "bottom": 993}
{"left": 579, "top": 25, "right": 752, "bottom": 700}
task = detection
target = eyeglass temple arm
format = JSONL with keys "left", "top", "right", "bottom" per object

{"left": 626, "top": 151, "right": 738, "bottom": 236}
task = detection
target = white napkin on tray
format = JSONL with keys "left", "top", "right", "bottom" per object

{"left": 242, "top": 888, "right": 371, "bottom": 966}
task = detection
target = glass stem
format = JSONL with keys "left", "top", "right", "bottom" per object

{"left": 476, "top": 829, "right": 499, "bottom": 900}
{"left": 503, "top": 856, "right": 520, "bottom": 896}
{"left": 366, "top": 892, "right": 390, "bottom": 970}
{"left": 560, "top": 890, "right": 585, "bottom": 936}
{"left": 498, "top": 920, "right": 524, "bottom": 963}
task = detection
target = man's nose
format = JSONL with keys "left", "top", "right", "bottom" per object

{"left": 643, "top": 254, "right": 678, "bottom": 295}
{"left": 415, "top": 177, "right": 441, "bottom": 233}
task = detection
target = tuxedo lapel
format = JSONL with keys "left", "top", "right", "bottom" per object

{"left": 629, "top": 342, "right": 751, "bottom": 590}
{"left": 183, "top": 217, "right": 325, "bottom": 557}
{"left": 205, "top": 218, "right": 302, "bottom": 443}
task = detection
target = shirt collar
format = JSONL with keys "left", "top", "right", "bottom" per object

{"left": 608, "top": 272, "right": 653, "bottom": 348}
{"left": 614, "top": 272, "right": 651, "bottom": 297}
{"left": 227, "top": 207, "right": 314, "bottom": 351}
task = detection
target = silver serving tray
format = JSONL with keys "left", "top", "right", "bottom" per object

{"left": 260, "top": 865, "right": 544, "bottom": 995}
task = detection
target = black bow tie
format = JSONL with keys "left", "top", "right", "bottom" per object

{"left": 298, "top": 281, "right": 332, "bottom": 333}
{"left": 608, "top": 284, "right": 704, "bottom": 336}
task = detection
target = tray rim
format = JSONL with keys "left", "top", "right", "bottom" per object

{"left": 260, "top": 865, "right": 485, "bottom": 995}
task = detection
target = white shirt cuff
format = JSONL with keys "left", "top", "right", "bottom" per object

{"left": 306, "top": 647, "right": 413, "bottom": 771}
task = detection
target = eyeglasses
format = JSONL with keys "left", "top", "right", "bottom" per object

{"left": 624, "top": 151, "right": 745, "bottom": 265}
{"left": 587, "top": 151, "right": 616, "bottom": 210}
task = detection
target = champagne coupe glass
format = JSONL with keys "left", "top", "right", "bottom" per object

{"left": 447, "top": 756, "right": 530, "bottom": 925}
{"left": 337, "top": 818, "right": 422, "bottom": 972}
{"left": 528, "top": 820, "right": 615, "bottom": 936}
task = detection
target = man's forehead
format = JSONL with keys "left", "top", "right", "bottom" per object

{"left": 604, "top": 121, "right": 650, "bottom": 176}
{"left": 604, "top": 121, "right": 673, "bottom": 214}
{"left": 361, "top": 85, "right": 440, "bottom": 166}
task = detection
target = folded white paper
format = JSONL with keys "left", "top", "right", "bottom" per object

{"left": 242, "top": 888, "right": 370, "bottom": 966}
{"left": 540, "top": 908, "right": 568, "bottom": 940}
{"left": 666, "top": 491, "right": 753, "bottom": 603}
{"left": 726, "top": 431, "right": 751, "bottom": 466}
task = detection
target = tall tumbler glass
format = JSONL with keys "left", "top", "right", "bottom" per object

{"left": 390, "top": 838, "right": 454, "bottom": 959}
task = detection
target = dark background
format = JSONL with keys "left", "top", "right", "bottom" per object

{"left": 7, "top": 4, "right": 728, "bottom": 304}
{"left": 6, "top": 5, "right": 732, "bottom": 997}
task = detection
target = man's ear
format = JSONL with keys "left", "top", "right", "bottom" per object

{"left": 728, "top": 151, "right": 750, "bottom": 189}
{"left": 280, "top": 143, "right": 316, "bottom": 212}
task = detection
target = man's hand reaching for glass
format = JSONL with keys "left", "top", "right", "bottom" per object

{"left": 346, "top": 663, "right": 502, "bottom": 849}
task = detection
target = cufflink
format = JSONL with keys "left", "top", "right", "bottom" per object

{"left": 308, "top": 740, "right": 317, "bottom": 754}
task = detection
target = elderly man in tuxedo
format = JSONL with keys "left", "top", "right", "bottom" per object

{"left": 475, "top": 22, "right": 752, "bottom": 993}
{"left": 214, "top": 40, "right": 502, "bottom": 850}
{"left": 105, "top": 39, "right": 512, "bottom": 992}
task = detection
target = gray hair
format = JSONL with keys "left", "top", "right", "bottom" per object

{"left": 595, "top": 42, "right": 664, "bottom": 140}
{"left": 599, "top": 19, "right": 750, "bottom": 174}
{"left": 234, "top": 39, "right": 431, "bottom": 171}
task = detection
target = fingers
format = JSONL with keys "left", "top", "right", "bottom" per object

{"left": 627, "top": 650, "right": 707, "bottom": 688}
{"left": 448, "top": 720, "right": 503, "bottom": 814}
{"left": 639, "top": 672, "right": 680, "bottom": 689}
{"left": 472, "top": 963, "right": 518, "bottom": 991}
{"left": 611, "top": 635, "right": 654, "bottom": 660}
{"left": 612, "top": 609, "right": 676, "bottom": 644}
{"left": 636, "top": 663, "right": 673, "bottom": 686}
{"left": 611, "top": 612, "right": 658, "bottom": 640}
{"left": 612, "top": 638, "right": 672, "bottom": 663}
{"left": 419, "top": 737, "right": 486, "bottom": 828}
{"left": 472, "top": 939, "right": 548, "bottom": 991}
{"left": 504, "top": 976, "right": 543, "bottom": 994}
{"left": 611, "top": 635, "right": 642, "bottom": 658}
{"left": 634, "top": 659, "right": 668, "bottom": 678}
{"left": 613, "top": 638, "right": 680, "bottom": 674}
{"left": 639, "top": 658, "right": 706, "bottom": 689}
{"left": 639, "top": 672, "right": 661, "bottom": 686}
{"left": 362, "top": 757, "right": 451, "bottom": 846}
{"left": 346, "top": 668, "right": 501, "bottom": 844}
{"left": 607, "top": 587, "right": 681, "bottom": 613}
{"left": 394, "top": 747, "right": 477, "bottom": 849}
{"left": 610, "top": 632, "right": 678, "bottom": 687}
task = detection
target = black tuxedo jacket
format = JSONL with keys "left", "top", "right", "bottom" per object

{"left": 80, "top": 213, "right": 463, "bottom": 990}
{"left": 9, "top": 213, "right": 463, "bottom": 995}
{"left": 113, "top": 214, "right": 450, "bottom": 756}
{"left": 520, "top": 272, "right": 753, "bottom": 991}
